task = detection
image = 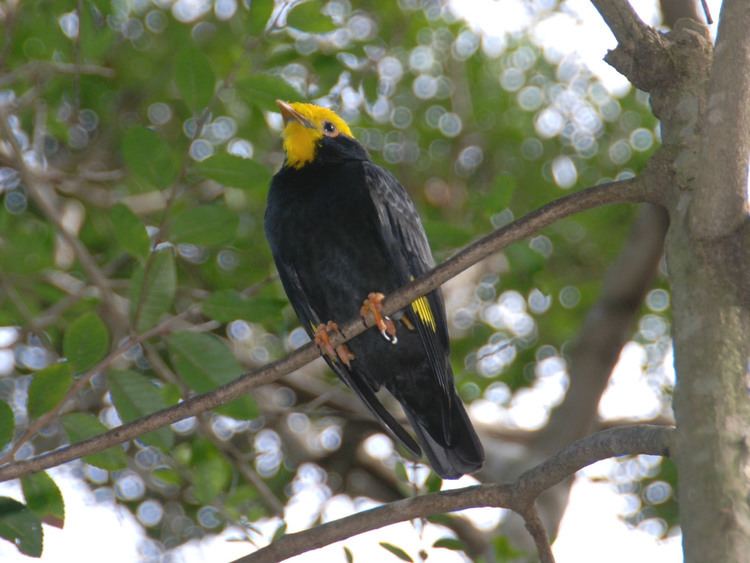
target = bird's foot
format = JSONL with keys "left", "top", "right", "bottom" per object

{"left": 313, "top": 321, "right": 355, "bottom": 367}
{"left": 360, "top": 292, "right": 398, "bottom": 344}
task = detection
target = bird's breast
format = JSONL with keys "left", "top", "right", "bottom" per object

{"left": 267, "top": 163, "right": 400, "bottom": 320}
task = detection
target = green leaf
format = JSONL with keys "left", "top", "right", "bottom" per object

{"left": 79, "top": 0, "right": 115, "bottom": 59}
{"left": 505, "top": 243, "right": 545, "bottom": 276}
{"left": 111, "top": 203, "right": 150, "bottom": 259}
{"left": 175, "top": 46, "right": 216, "bottom": 113}
{"left": 122, "top": 126, "right": 178, "bottom": 188}
{"left": 492, "top": 535, "right": 525, "bottom": 559}
{"left": 202, "top": 290, "right": 286, "bottom": 323}
{"left": 0, "top": 401, "right": 14, "bottom": 451}
{"left": 425, "top": 471, "right": 442, "bottom": 493}
{"left": 152, "top": 468, "right": 182, "bottom": 487}
{"left": 394, "top": 461, "right": 408, "bottom": 483}
{"left": 170, "top": 205, "right": 238, "bottom": 246}
{"left": 130, "top": 249, "right": 176, "bottom": 332}
{"left": 248, "top": 0, "right": 274, "bottom": 35}
{"left": 21, "top": 472, "right": 65, "bottom": 529}
{"left": 272, "top": 522, "right": 286, "bottom": 542}
{"left": 489, "top": 174, "right": 517, "bottom": 211}
{"left": 379, "top": 542, "right": 413, "bottom": 562}
{"left": 194, "top": 152, "right": 271, "bottom": 190}
{"left": 361, "top": 73, "right": 379, "bottom": 102}
{"left": 63, "top": 312, "right": 109, "bottom": 372}
{"left": 433, "top": 538, "right": 465, "bottom": 551}
{"left": 167, "top": 332, "right": 258, "bottom": 419}
{"left": 0, "top": 497, "right": 43, "bottom": 557}
{"left": 191, "top": 440, "right": 232, "bottom": 504}
{"left": 343, "top": 546, "right": 354, "bottom": 563}
{"left": 108, "top": 369, "right": 174, "bottom": 451}
{"left": 423, "top": 219, "right": 470, "bottom": 251}
{"left": 235, "top": 74, "right": 301, "bottom": 112}
{"left": 27, "top": 363, "right": 73, "bottom": 419}
{"left": 61, "top": 413, "right": 127, "bottom": 471}
{"left": 0, "top": 218, "right": 54, "bottom": 274}
{"left": 286, "top": 1, "right": 337, "bottom": 33}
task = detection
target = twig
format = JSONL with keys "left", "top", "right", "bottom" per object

{"left": 521, "top": 505, "right": 555, "bottom": 563}
{"left": 0, "top": 176, "right": 649, "bottom": 482}
{"left": 235, "top": 425, "right": 673, "bottom": 563}
{"left": 144, "top": 343, "right": 285, "bottom": 516}
{"left": 0, "top": 5, "right": 16, "bottom": 69}
{"left": 131, "top": 61, "right": 238, "bottom": 329}
{"left": 72, "top": 0, "right": 84, "bottom": 115}
{"left": 0, "top": 304, "right": 198, "bottom": 465}
{"left": 0, "top": 112, "right": 125, "bottom": 326}
{"left": 0, "top": 60, "right": 114, "bottom": 88}
{"left": 589, "top": 0, "right": 674, "bottom": 94}
{"left": 589, "top": 0, "right": 649, "bottom": 46}
{"left": 534, "top": 204, "right": 669, "bottom": 453}
{"left": 700, "top": 0, "right": 713, "bottom": 24}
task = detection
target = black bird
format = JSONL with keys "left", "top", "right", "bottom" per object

{"left": 264, "top": 100, "right": 484, "bottom": 478}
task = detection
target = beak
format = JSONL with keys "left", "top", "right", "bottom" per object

{"left": 276, "top": 100, "right": 313, "bottom": 128}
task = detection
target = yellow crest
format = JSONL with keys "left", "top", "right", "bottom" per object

{"left": 277, "top": 101, "right": 354, "bottom": 169}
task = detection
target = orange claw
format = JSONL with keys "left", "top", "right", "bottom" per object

{"left": 360, "top": 292, "right": 398, "bottom": 344}
{"left": 313, "top": 321, "right": 355, "bottom": 368}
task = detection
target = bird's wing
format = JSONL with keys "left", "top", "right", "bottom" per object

{"left": 273, "top": 258, "right": 422, "bottom": 455}
{"left": 363, "top": 161, "right": 453, "bottom": 415}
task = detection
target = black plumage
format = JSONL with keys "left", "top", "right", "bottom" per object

{"left": 264, "top": 101, "right": 483, "bottom": 478}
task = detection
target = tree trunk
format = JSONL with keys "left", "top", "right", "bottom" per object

{"left": 668, "top": 1, "right": 750, "bottom": 560}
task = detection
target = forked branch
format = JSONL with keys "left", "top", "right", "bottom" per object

{"left": 237, "top": 425, "right": 674, "bottom": 563}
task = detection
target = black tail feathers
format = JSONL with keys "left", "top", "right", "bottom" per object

{"left": 403, "top": 394, "right": 484, "bottom": 480}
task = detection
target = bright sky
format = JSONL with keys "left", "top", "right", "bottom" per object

{"left": 1, "top": 1, "right": 726, "bottom": 562}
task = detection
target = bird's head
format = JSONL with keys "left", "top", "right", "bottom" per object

{"left": 276, "top": 100, "right": 363, "bottom": 169}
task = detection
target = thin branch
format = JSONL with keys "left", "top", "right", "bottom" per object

{"left": 73, "top": 0, "right": 84, "bottom": 114}
{"left": 235, "top": 425, "right": 674, "bottom": 563}
{"left": 521, "top": 505, "right": 555, "bottom": 563}
{"left": 0, "top": 60, "right": 114, "bottom": 88}
{"left": 132, "top": 66, "right": 237, "bottom": 329}
{"left": 0, "top": 305, "right": 198, "bottom": 466}
{"left": 590, "top": 0, "right": 675, "bottom": 94}
{"left": 0, "top": 176, "right": 649, "bottom": 482}
{"left": 589, "top": 0, "right": 649, "bottom": 46}
{"left": 534, "top": 204, "right": 669, "bottom": 453}
{"left": 659, "top": 0, "right": 700, "bottom": 26}
{"left": 0, "top": 112, "right": 125, "bottom": 325}
{"left": 144, "top": 344, "right": 285, "bottom": 516}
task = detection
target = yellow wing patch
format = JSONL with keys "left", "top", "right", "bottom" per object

{"left": 411, "top": 296, "right": 436, "bottom": 332}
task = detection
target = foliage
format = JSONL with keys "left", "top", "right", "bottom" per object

{"left": 0, "top": 0, "right": 671, "bottom": 559}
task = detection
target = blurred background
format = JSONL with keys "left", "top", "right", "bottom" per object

{"left": 0, "top": 0, "right": 718, "bottom": 561}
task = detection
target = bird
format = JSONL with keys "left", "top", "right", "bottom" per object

{"left": 264, "top": 100, "right": 484, "bottom": 479}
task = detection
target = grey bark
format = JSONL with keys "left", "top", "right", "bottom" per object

{"left": 592, "top": 0, "right": 750, "bottom": 560}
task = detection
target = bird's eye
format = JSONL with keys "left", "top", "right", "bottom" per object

{"left": 322, "top": 121, "right": 338, "bottom": 137}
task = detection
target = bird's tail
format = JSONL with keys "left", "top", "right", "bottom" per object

{"left": 402, "top": 393, "right": 484, "bottom": 480}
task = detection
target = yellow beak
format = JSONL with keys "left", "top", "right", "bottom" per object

{"left": 276, "top": 100, "right": 313, "bottom": 128}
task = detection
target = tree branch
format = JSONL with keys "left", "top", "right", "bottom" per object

{"left": 0, "top": 60, "right": 114, "bottom": 88}
{"left": 0, "top": 176, "right": 648, "bottom": 482}
{"left": 236, "top": 425, "right": 674, "bottom": 563}
{"left": 534, "top": 204, "right": 669, "bottom": 453}
{"left": 590, "top": 0, "right": 676, "bottom": 93}
{"left": 522, "top": 505, "right": 555, "bottom": 563}
{"left": 690, "top": 0, "right": 750, "bottom": 238}
{"left": 590, "top": 0, "right": 649, "bottom": 46}
{"left": 0, "top": 111, "right": 125, "bottom": 325}
{"left": 486, "top": 202, "right": 669, "bottom": 552}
